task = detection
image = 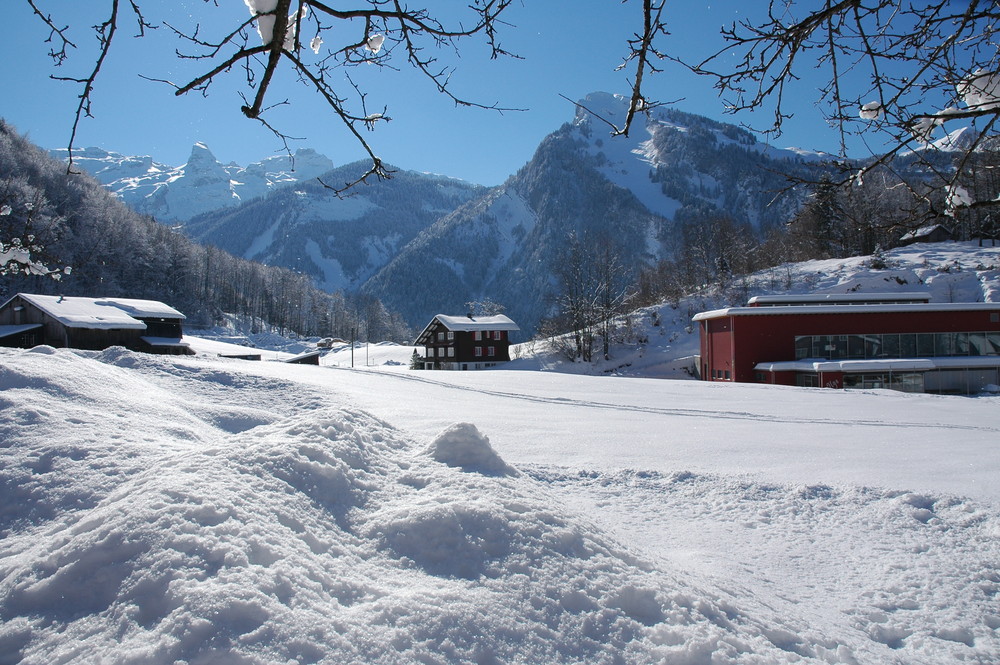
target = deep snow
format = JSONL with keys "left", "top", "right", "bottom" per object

{"left": 2, "top": 343, "right": 999, "bottom": 664}
{"left": 2, "top": 242, "right": 1000, "bottom": 664}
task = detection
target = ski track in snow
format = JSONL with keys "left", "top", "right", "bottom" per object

{"left": 326, "top": 366, "right": 1000, "bottom": 434}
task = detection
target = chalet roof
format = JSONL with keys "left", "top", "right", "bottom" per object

{"left": 7, "top": 293, "right": 186, "bottom": 330}
{"left": 693, "top": 301, "right": 1000, "bottom": 322}
{"left": 900, "top": 224, "right": 952, "bottom": 241}
{"left": 434, "top": 314, "right": 519, "bottom": 332}
{"left": 415, "top": 314, "right": 519, "bottom": 344}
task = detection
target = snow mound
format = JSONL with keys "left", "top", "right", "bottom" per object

{"left": 424, "top": 422, "right": 517, "bottom": 476}
{"left": 24, "top": 345, "right": 56, "bottom": 355}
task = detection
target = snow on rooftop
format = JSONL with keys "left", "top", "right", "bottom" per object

{"left": 94, "top": 297, "right": 186, "bottom": 320}
{"left": 746, "top": 292, "right": 931, "bottom": 305}
{"left": 429, "top": 314, "right": 520, "bottom": 332}
{"left": 693, "top": 301, "right": 1000, "bottom": 321}
{"left": 15, "top": 293, "right": 184, "bottom": 330}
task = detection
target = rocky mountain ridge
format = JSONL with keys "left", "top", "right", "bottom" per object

{"left": 50, "top": 143, "right": 336, "bottom": 221}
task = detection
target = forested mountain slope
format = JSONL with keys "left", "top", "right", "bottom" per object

{"left": 0, "top": 120, "right": 409, "bottom": 341}
{"left": 184, "top": 163, "right": 486, "bottom": 293}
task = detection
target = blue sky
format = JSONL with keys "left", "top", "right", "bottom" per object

{"left": 5, "top": 1, "right": 851, "bottom": 186}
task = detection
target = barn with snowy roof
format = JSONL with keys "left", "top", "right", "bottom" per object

{"left": 693, "top": 292, "right": 1000, "bottom": 394}
{"left": 0, "top": 293, "right": 192, "bottom": 354}
{"left": 415, "top": 314, "right": 519, "bottom": 370}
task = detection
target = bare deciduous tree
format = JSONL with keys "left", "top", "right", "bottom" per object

{"left": 678, "top": 1, "right": 1000, "bottom": 216}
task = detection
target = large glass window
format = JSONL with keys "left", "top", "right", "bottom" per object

{"left": 916, "top": 333, "right": 935, "bottom": 356}
{"left": 813, "top": 335, "right": 832, "bottom": 357}
{"left": 900, "top": 334, "right": 916, "bottom": 357}
{"left": 796, "top": 373, "right": 819, "bottom": 387}
{"left": 844, "top": 372, "right": 924, "bottom": 392}
{"left": 935, "top": 333, "right": 955, "bottom": 356}
{"left": 845, "top": 334, "right": 864, "bottom": 358}
{"left": 795, "top": 331, "right": 1000, "bottom": 359}
{"left": 955, "top": 332, "right": 971, "bottom": 355}
{"left": 882, "top": 333, "right": 899, "bottom": 357}
{"left": 988, "top": 333, "right": 1000, "bottom": 355}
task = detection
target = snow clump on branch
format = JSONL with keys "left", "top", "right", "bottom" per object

{"left": 244, "top": 0, "right": 305, "bottom": 50}
{"left": 859, "top": 101, "right": 883, "bottom": 121}
{"left": 365, "top": 33, "right": 385, "bottom": 55}
{"left": 958, "top": 69, "right": 1000, "bottom": 111}
{"left": 945, "top": 184, "right": 973, "bottom": 216}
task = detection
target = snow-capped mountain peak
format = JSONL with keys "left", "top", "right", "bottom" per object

{"left": 51, "top": 143, "right": 336, "bottom": 222}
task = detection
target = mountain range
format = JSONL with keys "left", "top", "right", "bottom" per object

{"left": 57, "top": 92, "right": 839, "bottom": 335}
{"left": 50, "top": 143, "right": 336, "bottom": 222}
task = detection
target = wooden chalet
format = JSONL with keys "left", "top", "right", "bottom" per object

{"left": 898, "top": 223, "right": 953, "bottom": 246}
{"left": 415, "top": 314, "right": 519, "bottom": 370}
{"left": 0, "top": 293, "right": 192, "bottom": 354}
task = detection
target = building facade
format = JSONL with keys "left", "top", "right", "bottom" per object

{"left": 694, "top": 293, "right": 1000, "bottom": 394}
{"left": 415, "top": 314, "right": 519, "bottom": 370}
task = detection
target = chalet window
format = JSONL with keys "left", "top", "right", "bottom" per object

{"left": 448, "top": 331, "right": 455, "bottom": 341}
{"left": 448, "top": 347, "right": 455, "bottom": 357}
{"left": 474, "top": 346, "right": 483, "bottom": 357}
{"left": 474, "top": 331, "right": 482, "bottom": 341}
{"left": 487, "top": 346, "right": 495, "bottom": 357}
{"left": 437, "top": 332, "right": 445, "bottom": 341}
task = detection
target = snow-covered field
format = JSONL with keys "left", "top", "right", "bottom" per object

{"left": 2, "top": 337, "right": 999, "bottom": 664}
{"left": 3, "top": 242, "right": 1000, "bottom": 664}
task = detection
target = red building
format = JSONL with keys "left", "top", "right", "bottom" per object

{"left": 694, "top": 293, "right": 1000, "bottom": 394}
{"left": 415, "top": 314, "right": 519, "bottom": 370}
